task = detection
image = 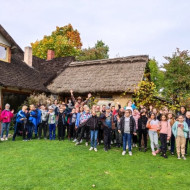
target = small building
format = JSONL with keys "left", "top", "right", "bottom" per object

{"left": 47, "top": 56, "right": 149, "bottom": 107}
{"left": 0, "top": 24, "right": 149, "bottom": 109}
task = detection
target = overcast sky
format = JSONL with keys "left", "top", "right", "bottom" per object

{"left": 1, "top": 0, "right": 190, "bottom": 64}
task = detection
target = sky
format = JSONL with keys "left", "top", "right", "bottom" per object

{"left": 1, "top": 0, "right": 190, "bottom": 65}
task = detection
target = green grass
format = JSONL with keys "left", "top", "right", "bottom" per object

{"left": 1, "top": 133, "right": 190, "bottom": 190}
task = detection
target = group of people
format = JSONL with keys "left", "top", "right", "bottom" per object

{"left": 0, "top": 90, "right": 190, "bottom": 160}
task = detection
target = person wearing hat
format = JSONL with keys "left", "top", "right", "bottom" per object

{"left": 70, "top": 90, "right": 92, "bottom": 108}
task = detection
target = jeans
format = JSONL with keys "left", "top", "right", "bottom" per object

{"left": 27, "top": 123, "right": 34, "bottom": 140}
{"left": 148, "top": 130, "right": 159, "bottom": 152}
{"left": 170, "top": 133, "right": 175, "bottom": 153}
{"left": 138, "top": 129, "right": 147, "bottom": 148}
{"left": 90, "top": 130, "right": 98, "bottom": 148}
{"left": 160, "top": 133, "right": 167, "bottom": 154}
{"left": 123, "top": 133, "right": 132, "bottom": 151}
{"left": 1, "top": 122, "right": 10, "bottom": 138}
{"left": 13, "top": 122, "right": 26, "bottom": 140}
{"left": 38, "top": 121, "right": 48, "bottom": 138}
{"left": 49, "top": 124, "right": 56, "bottom": 140}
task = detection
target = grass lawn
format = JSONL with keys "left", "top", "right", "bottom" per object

{"left": 1, "top": 133, "right": 190, "bottom": 190}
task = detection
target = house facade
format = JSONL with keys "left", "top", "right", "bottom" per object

{"left": 0, "top": 25, "right": 149, "bottom": 110}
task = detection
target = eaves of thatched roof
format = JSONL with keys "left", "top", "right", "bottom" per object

{"left": 47, "top": 55, "right": 149, "bottom": 94}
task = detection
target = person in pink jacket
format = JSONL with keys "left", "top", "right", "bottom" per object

{"left": 1, "top": 104, "right": 14, "bottom": 141}
{"left": 132, "top": 109, "right": 140, "bottom": 147}
{"left": 159, "top": 114, "right": 171, "bottom": 158}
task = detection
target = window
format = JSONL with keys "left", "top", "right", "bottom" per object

{"left": 0, "top": 44, "right": 8, "bottom": 62}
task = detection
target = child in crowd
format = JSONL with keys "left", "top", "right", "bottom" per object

{"left": 115, "top": 112, "right": 123, "bottom": 148}
{"left": 28, "top": 105, "right": 38, "bottom": 140}
{"left": 138, "top": 110, "right": 148, "bottom": 151}
{"left": 57, "top": 107, "right": 66, "bottom": 141}
{"left": 101, "top": 107, "right": 114, "bottom": 152}
{"left": 38, "top": 105, "right": 48, "bottom": 140}
{"left": 85, "top": 111, "right": 100, "bottom": 152}
{"left": 168, "top": 113, "right": 175, "bottom": 155}
{"left": 172, "top": 115, "right": 189, "bottom": 160}
{"left": 185, "top": 111, "right": 190, "bottom": 155}
{"left": 159, "top": 115, "right": 171, "bottom": 158}
{"left": 147, "top": 113, "right": 160, "bottom": 156}
{"left": 69, "top": 108, "right": 77, "bottom": 141}
{"left": 118, "top": 109, "right": 136, "bottom": 156}
{"left": 75, "top": 106, "right": 91, "bottom": 146}
{"left": 48, "top": 106, "right": 56, "bottom": 140}
{"left": 12, "top": 105, "right": 27, "bottom": 141}
{"left": 0, "top": 104, "right": 14, "bottom": 141}
{"left": 132, "top": 109, "right": 140, "bottom": 147}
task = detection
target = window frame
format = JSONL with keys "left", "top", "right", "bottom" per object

{"left": 0, "top": 43, "right": 9, "bottom": 62}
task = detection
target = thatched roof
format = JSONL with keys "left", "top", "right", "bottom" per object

{"left": 47, "top": 55, "right": 149, "bottom": 94}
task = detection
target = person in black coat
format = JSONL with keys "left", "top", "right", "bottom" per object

{"left": 138, "top": 110, "right": 148, "bottom": 152}
{"left": 118, "top": 109, "right": 136, "bottom": 156}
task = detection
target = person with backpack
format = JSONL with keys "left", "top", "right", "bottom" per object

{"left": 12, "top": 106, "right": 28, "bottom": 141}
{"left": 0, "top": 104, "right": 14, "bottom": 141}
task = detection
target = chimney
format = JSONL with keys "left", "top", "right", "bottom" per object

{"left": 24, "top": 46, "right": 32, "bottom": 67}
{"left": 47, "top": 50, "right": 55, "bottom": 60}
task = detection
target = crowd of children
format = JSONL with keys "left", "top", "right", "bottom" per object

{"left": 0, "top": 91, "right": 190, "bottom": 160}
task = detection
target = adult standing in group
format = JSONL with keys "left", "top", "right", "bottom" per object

{"left": 70, "top": 90, "right": 92, "bottom": 108}
{"left": 0, "top": 104, "right": 14, "bottom": 141}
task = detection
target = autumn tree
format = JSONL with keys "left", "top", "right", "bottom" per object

{"left": 162, "top": 48, "right": 190, "bottom": 105}
{"left": 77, "top": 40, "right": 109, "bottom": 61}
{"left": 31, "top": 24, "right": 82, "bottom": 59}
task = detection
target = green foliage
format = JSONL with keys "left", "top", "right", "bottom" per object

{"left": 133, "top": 78, "right": 179, "bottom": 111}
{"left": 31, "top": 24, "right": 82, "bottom": 59}
{"left": 1, "top": 138, "right": 190, "bottom": 190}
{"left": 148, "top": 59, "right": 164, "bottom": 91}
{"left": 162, "top": 48, "right": 190, "bottom": 106}
{"left": 77, "top": 40, "right": 109, "bottom": 61}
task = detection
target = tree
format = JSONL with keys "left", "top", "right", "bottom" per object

{"left": 162, "top": 48, "right": 190, "bottom": 105}
{"left": 148, "top": 59, "right": 164, "bottom": 91}
{"left": 31, "top": 24, "right": 82, "bottom": 59}
{"left": 77, "top": 40, "right": 109, "bottom": 61}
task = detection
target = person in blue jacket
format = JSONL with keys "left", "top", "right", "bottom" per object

{"left": 35, "top": 106, "right": 42, "bottom": 138}
{"left": 12, "top": 106, "right": 27, "bottom": 141}
{"left": 28, "top": 105, "right": 38, "bottom": 140}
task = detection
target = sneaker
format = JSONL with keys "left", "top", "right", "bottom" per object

{"left": 132, "top": 144, "right": 135, "bottom": 148}
{"left": 94, "top": 148, "right": 98, "bottom": 152}
{"left": 5, "top": 137, "right": 8, "bottom": 141}
{"left": 80, "top": 139, "right": 83, "bottom": 143}
{"left": 104, "top": 148, "right": 108, "bottom": 152}
{"left": 114, "top": 140, "right": 116, "bottom": 144}
{"left": 111, "top": 141, "right": 113, "bottom": 145}
{"left": 1, "top": 138, "right": 4, "bottom": 141}
{"left": 73, "top": 139, "right": 77, "bottom": 143}
{"left": 75, "top": 141, "right": 80, "bottom": 146}
{"left": 129, "top": 151, "right": 132, "bottom": 156}
{"left": 89, "top": 147, "right": 94, "bottom": 151}
{"left": 38, "top": 137, "right": 40, "bottom": 140}
{"left": 171, "top": 152, "right": 174, "bottom": 156}
{"left": 85, "top": 142, "right": 88, "bottom": 146}
{"left": 177, "top": 155, "right": 181, "bottom": 160}
{"left": 162, "top": 154, "right": 168, "bottom": 159}
{"left": 182, "top": 156, "right": 186, "bottom": 160}
{"left": 101, "top": 140, "right": 103, "bottom": 144}
{"left": 122, "top": 151, "right": 126, "bottom": 156}
{"left": 152, "top": 151, "right": 156, "bottom": 156}
{"left": 168, "top": 146, "right": 171, "bottom": 151}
